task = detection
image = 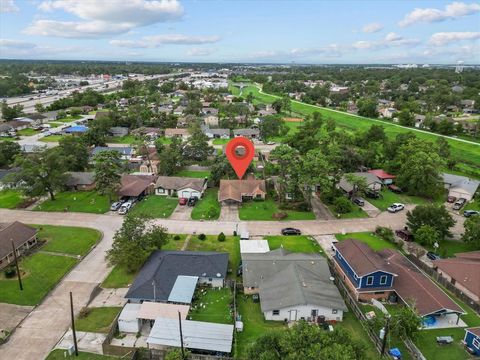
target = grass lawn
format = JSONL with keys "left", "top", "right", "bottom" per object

{"left": 0, "top": 137, "right": 15, "bottom": 141}
{"left": 414, "top": 328, "right": 472, "bottom": 360}
{"left": 186, "top": 235, "right": 240, "bottom": 279}
{"left": 37, "top": 225, "right": 101, "bottom": 256}
{"left": 130, "top": 195, "right": 178, "bottom": 218}
{"left": 0, "top": 252, "right": 77, "bottom": 305}
{"left": 176, "top": 169, "right": 211, "bottom": 178}
{"left": 75, "top": 307, "right": 122, "bottom": 333}
{"left": 189, "top": 287, "right": 233, "bottom": 324}
{"left": 46, "top": 122, "right": 63, "bottom": 128}
{"left": 46, "top": 349, "right": 118, "bottom": 360}
{"left": 327, "top": 203, "right": 369, "bottom": 219}
{"left": 235, "top": 295, "right": 286, "bottom": 358}
{"left": 367, "top": 189, "right": 435, "bottom": 211}
{"left": 101, "top": 266, "right": 136, "bottom": 289}
{"left": 57, "top": 115, "right": 82, "bottom": 122}
{"left": 191, "top": 188, "right": 220, "bottom": 220}
{"left": 105, "top": 135, "right": 137, "bottom": 144}
{"left": 34, "top": 191, "right": 110, "bottom": 214}
{"left": 464, "top": 198, "right": 480, "bottom": 211}
{"left": 39, "top": 135, "right": 64, "bottom": 142}
{"left": 425, "top": 239, "right": 478, "bottom": 258}
{"left": 163, "top": 234, "right": 188, "bottom": 251}
{"left": 0, "top": 189, "right": 24, "bottom": 209}
{"left": 157, "top": 137, "right": 172, "bottom": 144}
{"left": 213, "top": 138, "right": 230, "bottom": 145}
{"left": 265, "top": 235, "right": 323, "bottom": 254}
{"left": 17, "top": 128, "right": 40, "bottom": 136}
{"left": 239, "top": 199, "right": 315, "bottom": 221}
{"left": 335, "top": 232, "right": 397, "bottom": 251}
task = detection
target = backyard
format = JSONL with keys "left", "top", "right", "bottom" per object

{"left": 75, "top": 307, "right": 122, "bottom": 333}
{"left": 191, "top": 188, "right": 220, "bottom": 220}
{"left": 239, "top": 198, "right": 315, "bottom": 221}
{"left": 189, "top": 287, "right": 233, "bottom": 324}
{"left": 129, "top": 195, "right": 178, "bottom": 218}
{"left": 0, "top": 189, "right": 24, "bottom": 209}
{"left": 34, "top": 191, "right": 110, "bottom": 214}
{"left": 37, "top": 225, "right": 101, "bottom": 256}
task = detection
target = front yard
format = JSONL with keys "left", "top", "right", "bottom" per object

{"left": 239, "top": 198, "right": 315, "bottom": 221}
{"left": 37, "top": 225, "right": 101, "bottom": 256}
{"left": 0, "top": 189, "right": 24, "bottom": 209}
{"left": 17, "top": 128, "right": 40, "bottom": 136}
{"left": 130, "top": 195, "right": 178, "bottom": 218}
{"left": 191, "top": 188, "right": 220, "bottom": 220}
{"left": 213, "top": 138, "right": 230, "bottom": 145}
{"left": 189, "top": 287, "right": 233, "bottom": 324}
{"left": 34, "top": 191, "right": 110, "bottom": 214}
{"left": 335, "top": 232, "right": 397, "bottom": 251}
{"left": 75, "top": 307, "right": 122, "bottom": 333}
{"left": 265, "top": 235, "right": 323, "bottom": 254}
{"left": 39, "top": 135, "right": 64, "bottom": 142}
{"left": 327, "top": 203, "right": 369, "bottom": 219}
{"left": 367, "top": 189, "right": 440, "bottom": 211}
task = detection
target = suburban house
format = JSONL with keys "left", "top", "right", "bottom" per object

{"left": 125, "top": 251, "right": 228, "bottom": 303}
{"left": 0, "top": 123, "right": 15, "bottom": 137}
{"left": 442, "top": 173, "right": 480, "bottom": 201}
{"left": 233, "top": 128, "right": 260, "bottom": 139}
{"left": 91, "top": 146, "right": 133, "bottom": 161}
{"left": 338, "top": 172, "right": 382, "bottom": 195}
{"left": 155, "top": 176, "right": 207, "bottom": 198}
{"left": 218, "top": 179, "right": 266, "bottom": 204}
{"left": 203, "top": 115, "right": 219, "bottom": 127}
{"left": 433, "top": 251, "right": 480, "bottom": 304}
{"left": 201, "top": 107, "right": 219, "bottom": 116}
{"left": 42, "top": 110, "right": 59, "bottom": 122}
{"left": 368, "top": 169, "right": 396, "bottom": 185}
{"left": 0, "top": 222, "right": 38, "bottom": 270}
{"left": 464, "top": 327, "right": 480, "bottom": 356}
{"left": 0, "top": 168, "right": 20, "bottom": 190}
{"left": 165, "top": 128, "right": 190, "bottom": 139}
{"left": 65, "top": 172, "right": 96, "bottom": 191}
{"left": 109, "top": 127, "right": 129, "bottom": 137}
{"left": 63, "top": 125, "right": 89, "bottom": 135}
{"left": 119, "top": 174, "right": 157, "bottom": 200}
{"left": 242, "top": 248, "right": 347, "bottom": 322}
{"left": 333, "top": 240, "right": 464, "bottom": 320}
{"left": 202, "top": 126, "right": 230, "bottom": 139}
{"left": 379, "top": 108, "right": 397, "bottom": 119}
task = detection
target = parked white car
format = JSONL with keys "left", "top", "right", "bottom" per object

{"left": 387, "top": 203, "right": 405, "bottom": 213}
{"left": 118, "top": 201, "right": 133, "bottom": 215}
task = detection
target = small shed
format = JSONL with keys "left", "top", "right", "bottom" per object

{"left": 167, "top": 276, "right": 198, "bottom": 304}
{"left": 240, "top": 240, "right": 270, "bottom": 254}
{"left": 118, "top": 303, "right": 141, "bottom": 333}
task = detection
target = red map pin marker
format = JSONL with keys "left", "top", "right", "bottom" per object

{"left": 225, "top": 137, "right": 255, "bottom": 179}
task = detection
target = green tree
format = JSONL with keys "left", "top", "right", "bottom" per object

{"left": 398, "top": 110, "right": 415, "bottom": 127}
{"left": 389, "top": 306, "right": 422, "bottom": 340}
{"left": 413, "top": 224, "right": 440, "bottom": 246}
{"left": 93, "top": 150, "right": 122, "bottom": 203}
{"left": 357, "top": 99, "right": 378, "bottom": 118}
{"left": 407, "top": 204, "right": 455, "bottom": 240}
{"left": 259, "top": 116, "right": 289, "bottom": 141}
{"left": 106, "top": 214, "right": 169, "bottom": 273}
{"left": 158, "top": 137, "right": 184, "bottom": 175}
{"left": 462, "top": 216, "right": 480, "bottom": 249}
{"left": 334, "top": 197, "right": 353, "bottom": 214}
{"left": 9, "top": 148, "right": 67, "bottom": 200}
{"left": 269, "top": 144, "right": 302, "bottom": 201}
{"left": 0, "top": 141, "right": 21, "bottom": 167}
{"left": 34, "top": 103, "right": 46, "bottom": 113}
{"left": 1, "top": 100, "right": 24, "bottom": 120}
{"left": 299, "top": 148, "right": 333, "bottom": 206}
{"left": 183, "top": 124, "right": 213, "bottom": 161}
{"left": 344, "top": 174, "right": 367, "bottom": 199}
{"left": 281, "top": 95, "right": 292, "bottom": 115}
{"left": 58, "top": 136, "right": 89, "bottom": 171}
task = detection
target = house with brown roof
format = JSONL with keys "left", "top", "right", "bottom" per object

{"left": 155, "top": 176, "right": 207, "bottom": 198}
{"left": 333, "top": 239, "right": 464, "bottom": 321}
{"left": 65, "top": 172, "right": 95, "bottom": 191}
{"left": 218, "top": 179, "right": 266, "bottom": 204}
{"left": 119, "top": 174, "right": 158, "bottom": 199}
{"left": 0, "top": 222, "right": 38, "bottom": 269}
{"left": 165, "top": 128, "right": 190, "bottom": 139}
{"left": 433, "top": 251, "right": 480, "bottom": 304}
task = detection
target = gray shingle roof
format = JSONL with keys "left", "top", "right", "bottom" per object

{"left": 65, "top": 172, "right": 95, "bottom": 187}
{"left": 442, "top": 173, "right": 480, "bottom": 196}
{"left": 155, "top": 176, "right": 206, "bottom": 192}
{"left": 0, "top": 222, "right": 37, "bottom": 260}
{"left": 125, "top": 251, "right": 229, "bottom": 302}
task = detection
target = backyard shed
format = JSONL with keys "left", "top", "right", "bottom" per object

{"left": 118, "top": 303, "right": 141, "bottom": 333}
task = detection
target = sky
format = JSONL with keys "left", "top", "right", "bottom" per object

{"left": 0, "top": 0, "right": 479, "bottom": 64}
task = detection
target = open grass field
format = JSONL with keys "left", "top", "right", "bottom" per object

{"left": 75, "top": 307, "right": 122, "bottom": 333}
{"left": 189, "top": 287, "right": 233, "bottom": 324}
{"left": 0, "top": 252, "right": 77, "bottom": 305}
{"left": 239, "top": 198, "right": 315, "bottom": 221}
{"left": 191, "top": 188, "right": 220, "bottom": 220}
{"left": 241, "top": 84, "right": 480, "bottom": 178}
{"left": 105, "top": 135, "right": 137, "bottom": 144}
{"left": 0, "top": 189, "right": 24, "bottom": 209}
{"left": 186, "top": 235, "right": 240, "bottom": 279}
{"left": 37, "top": 225, "right": 101, "bottom": 256}
{"left": 335, "top": 232, "right": 397, "bottom": 251}
{"left": 176, "top": 169, "right": 211, "bottom": 178}
{"left": 46, "top": 350, "right": 118, "bottom": 360}
{"left": 265, "top": 235, "right": 323, "bottom": 254}
{"left": 34, "top": 191, "right": 110, "bottom": 214}
{"left": 130, "top": 195, "right": 178, "bottom": 218}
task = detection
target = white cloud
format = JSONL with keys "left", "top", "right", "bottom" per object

{"left": 353, "top": 33, "right": 420, "bottom": 50}
{"left": 0, "top": 38, "right": 83, "bottom": 58}
{"left": 385, "top": 32, "right": 402, "bottom": 42}
{"left": 0, "top": 0, "right": 18, "bottom": 13}
{"left": 0, "top": 39, "right": 35, "bottom": 48}
{"left": 429, "top": 31, "right": 480, "bottom": 45}
{"left": 110, "top": 34, "right": 221, "bottom": 48}
{"left": 362, "top": 22, "right": 383, "bottom": 33}
{"left": 25, "top": 0, "right": 184, "bottom": 38}
{"left": 187, "top": 47, "right": 215, "bottom": 56}
{"left": 399, "top": 1, "right": 480, "bottom": 27}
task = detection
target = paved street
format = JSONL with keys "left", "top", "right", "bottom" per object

{"left": 0, "top": 208, "right": 465, "bottom": 359}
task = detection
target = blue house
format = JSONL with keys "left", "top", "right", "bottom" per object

{"left": 464, "top": 327, "right": 480, "bottom": 356}
{"left": 333, "top": 240, "right": 397, "bottom": 300}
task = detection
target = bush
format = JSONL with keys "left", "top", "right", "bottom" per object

{"left": 79, "top": 307, "right": 91, "bottom": 318}
{"left": 320, "top": 189, "right": 341, "bottom": 205}
{"left": 198, "top": 233, "right": 206, "bottom": 241}
{"left": 272, "top": 212, "right": 288, "bottom": 219}
{"left": 173, "top": 235, "right": 181, "bottom": 241}
{"left": 333, "top": 197, "right": 353, "bottom": 214}
{"left": 375, "top": 226, "right": 395, "bottom": 243}
{"left": 4, "top": 266, "right": 16, "bottom": 279}
{"left": 218, "top": 232, "right": 226, "bottom": 242}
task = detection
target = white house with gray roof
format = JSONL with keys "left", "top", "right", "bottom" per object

{"left": 155, "top": 176, "right": 207, "bottom": 198}
{"left": 442, "top": 173, "right": 480, "bottom": 201}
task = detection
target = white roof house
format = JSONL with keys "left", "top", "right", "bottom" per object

{"left": 240, "top": 240, "right": 270, "bottom": 254}
{"left": 147, "top": 318, "right": 234, "bottom": 353}
{"left": 118, "top": 303, "right": 141, "bottom": 333}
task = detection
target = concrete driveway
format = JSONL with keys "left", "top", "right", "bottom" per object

{"left": 169, "top": 203, "right": 193, "bottom": 220}
{"left": 362, "top": 200, "right": 381, "bottom": 217}
{"left": 219, "top": 204, "right": 240, "bottom": 221}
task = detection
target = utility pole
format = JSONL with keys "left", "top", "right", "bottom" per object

{"left": 11, "top": 240, "right": 23, "bottom": 291}
{"left": 380, "top": 315, "right": 391, "bottom": 356}
{"left": 178, "top": 311, "right": 185, "bottom": 359}
{"left": 70, "top": 292, "right": 79, "bottom": 356}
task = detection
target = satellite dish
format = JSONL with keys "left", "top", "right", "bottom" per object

{"left": 216, "top": 273, "right": 221, "bottom": 278}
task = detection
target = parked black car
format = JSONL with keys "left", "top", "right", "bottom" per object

{"left": 464, "top": 210, "right": 479, "bottom": 217}
{"left": 426, "top": 252, "right": 440, "bottom": 261}
{"left": 187, "top": 196, "right": 198, "bottom": 207}
{"left": 281, "top": 227, "right": 302, "bottom": 235}
{"left": 352, "top": 197, "right": 365, "bottom": 207}
{"left": 365, "top": 189, "right": 380, "bottom": 199}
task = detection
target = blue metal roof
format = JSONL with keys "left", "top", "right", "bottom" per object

{"left": 167, "top": 275, "right": 198, "bottom": 304}
{"left": 65, "top": 125, "right": 88, "bottom": 133}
